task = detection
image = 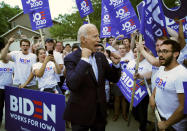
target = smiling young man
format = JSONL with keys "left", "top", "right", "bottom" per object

{"left": 150, "top": 40, "right": 187, "bottom": 131}
{"left": 63, "top": 24, "right": 121, "bottom": 131}
{"left": 0, "top": 38, "right": 37, "bottom": 89}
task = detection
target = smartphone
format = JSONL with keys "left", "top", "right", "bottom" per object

{"left": 48, "top": 50, "right": 53, "bottom": 55}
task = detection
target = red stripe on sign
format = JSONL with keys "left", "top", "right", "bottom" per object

{"left": 163, "top": 28, "right": 167, "bottom": 36}
{"left": 33, "top": 114, "right": 43, "bottom": 119}
{"left": 41, "top": 14, "right": 45, "bottom": 16}
{"left": 136, "top": 84, "right": 140, "bottom": 88}
{"left": 35, "top": 108, "right": 43, "bottom": 113}
{"left": 40, "top": 11, "right": 44, "bottom": 14}
{"left": 42, "top": 17, "right": 46, "bottom": 19}
{"left": 32, "top": 100, "right": 42, "bottom": 106}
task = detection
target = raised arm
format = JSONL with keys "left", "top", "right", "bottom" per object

{"left": 0, "top": 37, "right": 15, "bottom": 61}
{"left": 53, "top": 61, "right": 61, "bottom": 74}
{"left": 111, "top": 34, "right": 124, "bottom": 48}
{"left": 136, "top": 42, "right": 160, "bottom": 67}
{"left": 34, "top": 55, "right": 50, "bottom": 78}
{"left": 167, "top": 26, "right": 178, "bottom": 40}
{"left": 177, "top": 19, "right": 186, "bottom": 50}
{"left": 130, "top": 30, "right": 138, "bottom": 50}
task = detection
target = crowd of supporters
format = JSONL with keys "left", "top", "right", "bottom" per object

{"left": 0, "top": 21, "right": 187, "bottom": 131}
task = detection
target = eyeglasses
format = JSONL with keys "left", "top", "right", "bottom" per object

{"left": 96, "top": 48, "right": 104, "bottom": 51}
{"left": 157, "top": 49, "right": 173, "bottom": 55}
{"left": 21, "top": 45, "right": 30, "bottom": 47}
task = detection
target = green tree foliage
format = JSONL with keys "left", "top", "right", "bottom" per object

{"left": 0, "top": 2, "right": 22, "bottom": 36}
{"left": 50, "top": 12, "right": 83, "bottom": 40}
{"left": 50, "top": 0, "right": 101, "bottom": 40}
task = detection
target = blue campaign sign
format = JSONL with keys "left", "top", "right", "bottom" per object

{"left": 29, "top": 7, "right": 53, "bottom": 30}
{"left": 103, "top": 0, "right": 140, "bottom": 37}
{"left": 120, "top": 61, "right": 128, "bottom": 70}
{"left": 61, "top": 81, "right": 69, "bottom": 90}
{"left": 140, "top": 0, "right": 168, "bottom": 56}
{"left": 166, "top": 16, "right": 187, "bottom": 38}
{"left": 184, "top": 82, "right": 187, "bottom": 114}
{"left": 100, "top": 0, "right": 122, "bottom": 38}
{"left": 21, "top": 0, "right": 49, "bottom": 14}
{"left": 76, "top": 0, "right": 94, "bottom": 18}
{"left": 5, "top": 86, "right": 65, "bottom": 131}
{"left": 117, "top": 68, "right": 147, "bottom": 107}
{"left": 137, "top": 1, "right": 187, "bottom": 39}
{"left": 100, "top": 2, "right": 112, "bottom": 38}
{"left": 106, "top": 42, "right": 110, "bottom": 47}
{"left": 136, "top": 1, "right": 144, "bottom": 21}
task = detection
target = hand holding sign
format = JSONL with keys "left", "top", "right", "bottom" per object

{"left": 149, "top": 95, "right": 156, "bottom": 110}
{"left": 158, "top": 121, "right": 168, "bottom": 131}
{"left": 136, "top": 41, "right": 144, "bottom": 52}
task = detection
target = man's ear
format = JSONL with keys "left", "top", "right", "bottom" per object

{"left": 80, "top": 36, "right": 86, "bottom": 44}
{"left": 173, "top": 51, "right": 179, "bottom": 59}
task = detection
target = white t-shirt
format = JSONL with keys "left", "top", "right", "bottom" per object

{"left": 105, "top": 45, "right": 116, "bottom": 52}
{"left": 53, "top": 50, "right": 64, "bottom": 65}
{"left": 9, "top": 51, "right": 36, "bottom": 86}
{"left": 32, "top": 61, "right": 58, "bottom": 89}
{"left": 121, "top": 50, "right": 134, "bottom": 62}
{"left": 107, "top": 58, "right": 112, "bottom": 64}
{"left": 177, "top": 44, "right": 187, "bottom": 65}
{"left": 126, "top": 59, "right": 152, "bottom": 75}
{"left": 154, "top": 65, "right": 187, "bottom": 130}
{"left": 47, "top": 50, "right": 63, "bottom": 82}
{"left": 0, "top": 61, "right": 14, "bottom": 89}
{"left": 151, "top": 57, "right": 159, "bottom": 91}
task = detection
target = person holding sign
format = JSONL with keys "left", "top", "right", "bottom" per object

{"left": 150, "top": 40, "right": 187, "bottom": 131}
{"left": 126, "top": 46, "right": 152, "bottom": 131}
{"left": 63, "top": 24, "right": 121, "bottom": 131}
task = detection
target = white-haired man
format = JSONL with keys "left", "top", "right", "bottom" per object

{"left": 63, "top": 24, "right": 121, "bottom": 131}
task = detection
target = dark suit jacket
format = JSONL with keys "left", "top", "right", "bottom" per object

{"left": 63, "top": 48, "right": 121, "bottom": 125}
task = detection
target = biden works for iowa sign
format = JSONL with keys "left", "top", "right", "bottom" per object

{"left": 5, "top": 86, "right": 65, "bottom": 131}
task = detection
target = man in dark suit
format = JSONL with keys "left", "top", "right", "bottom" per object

{"left": 63, "top": 24, "right": 121, "bottom": 131}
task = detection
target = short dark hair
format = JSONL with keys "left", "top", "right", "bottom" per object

{"left": 105, "top": 49, "right": 111, "bottom": 57}
{"left": 0, "top": 37, "right": 5, "bottom": 51}
{"left": 96, "top": 43, "right": 104, "bottom": 48}
{"left": 107, "top": 37, "right": 114, "bottom": 43}
{"left": 45, "top": 38, "right": 54, "bottom": 44}
{"left": 161, "top": 39, "right": 181, "bottom": 53}
{"left": 45, "top": 38, "right": 55, "bottom": 50}
{"left": 65, "top": 44, "right": 71, "bottom": 48}
{"left": 20, "top": 39, "right": 30, "bottom": 46}
{"left": 72, "top": 44, "right": 79, "bottom": 51}
{"left": 36, "top": 48, "right": 45, "bottom": 62}
{"left": 123, "top": 38, "right": 131, "bottom": 43}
